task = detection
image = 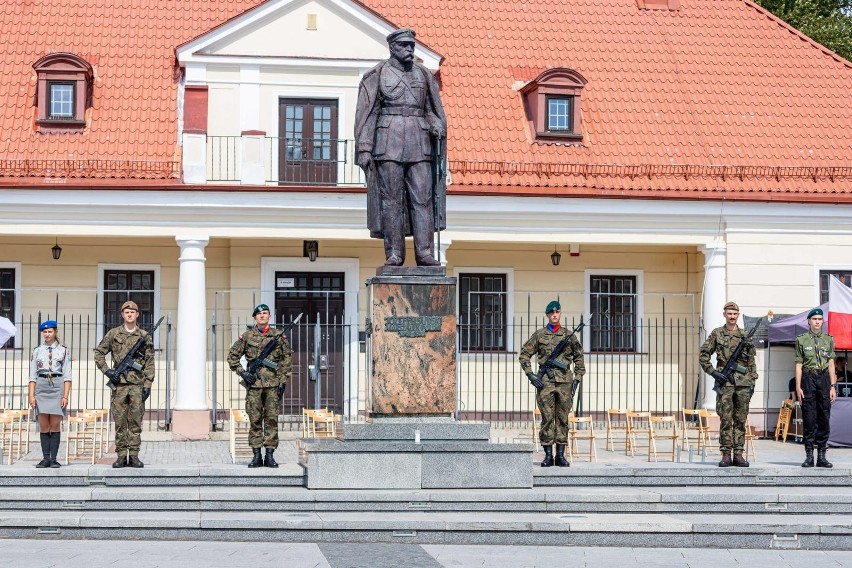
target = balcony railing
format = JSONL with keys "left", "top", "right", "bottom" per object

{"left": 205, "top": 136, "right": 366, "bottom": 186}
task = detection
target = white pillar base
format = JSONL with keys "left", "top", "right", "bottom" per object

{"left": 171, "top": 410, "right": 210, "bottom": 441}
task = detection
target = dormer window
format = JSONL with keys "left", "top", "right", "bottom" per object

{"left": 521, "top": 67, "right": 587, "bottom": 143}
{"left": 33, "top": 52, "right": 93, "bottom": 131}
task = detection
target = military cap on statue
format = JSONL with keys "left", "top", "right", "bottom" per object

{"left": 807, "top": 307, "right": 824, "bottom": 319}
{"left": 38, "top": 320, "right": 58, "bottom": 332}
{"left": 252, "top": 304, "right": 270, "bottom": 317}
{"left": 723, "top": 301, "right": 739, "bottom": 311}
{"left": 386, "top": 27, "right": 416, "bottom": 44}
{"left": 545, "top": 301, "right": 561, "bottom": 314}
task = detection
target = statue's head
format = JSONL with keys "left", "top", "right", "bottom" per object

{"left": 387, "top": 28, "right": 416, "bottom": 65}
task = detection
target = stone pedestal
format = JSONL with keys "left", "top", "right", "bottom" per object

{"left": 301, "top": 274, "right": 532, "bottom": 490}
{"left": 303, "top": 418, "right": 533, "bottom": 489}
{"left": 367, "top": 275, "right": 456, "bottom": 417}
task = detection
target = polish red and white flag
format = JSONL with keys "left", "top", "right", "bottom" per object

{"left": 828, "top": 275, "right": 852, "bottom": 350}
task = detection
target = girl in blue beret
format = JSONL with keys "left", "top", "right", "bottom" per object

{"left": 28, "top": 320, "right": 72, "bottom": 468}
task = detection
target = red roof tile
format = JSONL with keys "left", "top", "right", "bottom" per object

{"left": 1, "top": 0, "right": 850, "bottom": 198}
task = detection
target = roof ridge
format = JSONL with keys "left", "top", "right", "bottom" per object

{"left": 742, "top": 0, "right": 852, "bottom": 70}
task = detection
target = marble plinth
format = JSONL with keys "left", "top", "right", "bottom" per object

{"left": 367, "top": 276, "right": 456, "bottom": 417}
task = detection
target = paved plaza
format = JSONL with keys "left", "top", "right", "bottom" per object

{"left": 1, "top": 539, "right": 852, "bottom": 567}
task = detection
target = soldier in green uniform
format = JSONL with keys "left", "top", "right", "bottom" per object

{"left": 94, "top": 301, "right": 154, "bottom": 468}
{"left": 228, "top": 304, "right": 292, "bottom": 468}
{"left": 699, "top": 301, "right": 757, "bottom": 468}
{"left": 519, "top": 301, "right": 585, "bottom": 468}
{"left": 795, "top": 307, "right": 837, "bottom": 468}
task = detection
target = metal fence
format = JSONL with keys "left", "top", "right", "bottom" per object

{"left": 207, "top": 136, "right": 366, "bottom": 186}
{"left": 0, "top": 312, "right": 174, "bottom": 431}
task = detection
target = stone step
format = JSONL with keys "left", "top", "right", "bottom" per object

{"left": 0, "top": 465, "right": 304, "bottom": 487}
{"left": 0, "top": 485, "right": 849, "bottom": 515}
{"left": 0, "top": 509, "right": 849, "bottom": 549}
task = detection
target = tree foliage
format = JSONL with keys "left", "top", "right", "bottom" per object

{"left": 753, "top": 0, "right": 852, "bottom": 61}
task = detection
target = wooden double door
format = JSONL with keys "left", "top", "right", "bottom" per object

{"left": 274, "top": 271, "right": 345, "bottom": 414}
{"left": 278, "top": 98, "right": 338, "bottom": 185}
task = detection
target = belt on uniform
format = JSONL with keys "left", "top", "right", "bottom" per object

{"left": 803, "top": 368, "right": 828, "bottom": 375}
{"left": 380, "top": 108, "right": 424, "bottom": 117}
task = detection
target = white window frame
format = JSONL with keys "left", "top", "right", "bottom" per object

{"left": 0, "top": 262, "right": 22, "bottom": 348}
{"left": 583, "top": 269, "right": 644, "bottom": 355}
{"left": 813, "top": 265, "right": 852, "bottom": 307}
{"left": 97, "top": 264, "right": 161, "bottom": 347}
{"left": 453, "top": 267, "right": 515, "bottom": 353}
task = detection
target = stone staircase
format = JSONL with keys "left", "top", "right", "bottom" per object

{"left": 0, "top": 463, "right": 850, "bottom": 549}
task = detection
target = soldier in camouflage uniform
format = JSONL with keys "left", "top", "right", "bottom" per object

{"left": 795, "top": 307, "right": 837, "bottom": 468}
{"left": 94, "top": 301, "right": 154, "bottom": 469}
{"left": 699, "top": 301, "right": 757, "bottom": 468}
{"left": 519, "top": 301, "right": 585, "bottom": 468}
{"left": 228, "top": 304, "right": 292, "bottom": 468}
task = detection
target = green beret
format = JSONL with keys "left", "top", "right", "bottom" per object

{"left": 252, "top": 304, "right": 270, "bottom": 317}
{"left": 545, "top": 301, "right": 561, "bottom": 314}
{"left": 807, "top": 307, "right": 823, "bottom": 319}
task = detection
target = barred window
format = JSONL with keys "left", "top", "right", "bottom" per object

{"left": 819, "top": 270, "right": 852, "bottom": 304}
{"left": 103, "top": 269, "right": 155, "bottom": 334}
{"left": 459, "top": 273, "right": 506, "bottom": 351}
{"left": 590, "top": 275, "right": 637, "bottom": 353}
{"left": 0, "top": 267, "right": 15, "bottom": 348}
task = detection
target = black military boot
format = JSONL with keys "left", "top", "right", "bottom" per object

{"left": 732, "top": 452, "right": 749, "bottom": 468}
{"left": 49, "top": 432, "right": 62, "bottom": 468}
{"left": 540, "top": 445, "right": 554, "bottom": 467}
{"left": 36, "top": 433, "right": 51, "bottom": 468}
{"left": 802, "top": 447, "right": 815, "bottom": 468}
{"left": 248, "top": 448, "right": 263, "bottom": 468}
{"left": 127, "top": 455, "right": 145, "bottom": 468}
{"left": 264, "top": 448, "right": 279, "bottom": 468}
{"left": 816, "top": 448, "right": 833, "bottom": 468}
{"left": 718, "top": 451, "right": 732, "bottom": 467}
{"left": 112, "top": 453, "right": 127, "bottom": 469}
{"left": 554, "top": 444, "right": 570, "bottom": 467}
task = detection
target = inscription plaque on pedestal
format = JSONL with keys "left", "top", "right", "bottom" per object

{"left": 367, "top": 275, "right": 456, "bottom": 417}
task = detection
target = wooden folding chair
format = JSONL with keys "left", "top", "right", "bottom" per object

{"left": 680, "top": 408, "right": 704, "bottom": 452}
{"left": 626, "top": 410, "right": 652, "bottom": 458}
{"left": 531, "top": 408, "right": 541, "bottom": 450}
{"left": 65, "top": 412, "right": 100, "bottom": 465}
{"left": 311, "top": 410, "right": 340, "bottom": 438}
{"left": 568, "top": 415, "right": 597, "bottom": 462}
{"left": 0, "top": 413, "right": 15, "bottom": 464}
{"left": 228, "top": 408, "right": 253, "bottom": 464}
{"left": 649, "top": 415, "right": 679, "bottom": 462}
{"left": 605, "top": 408, "right": 630, "bottom": 453}
{"left": 698, "top": 409, "right": 717, "bottom": 453}
{"left": 774, "top": 399, "right": 794, "bottom": 442}
{"left": 744, "top": 420, "right": 758, "bottom": 463}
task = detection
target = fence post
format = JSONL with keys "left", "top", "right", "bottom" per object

{"left": 211, "top": 302, "right": 218, "bottom": 431}
{"left": 165, "top": 313, "right": 172, "bottom": 430}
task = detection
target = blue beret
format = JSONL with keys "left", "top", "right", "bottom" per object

{"left": 39, "top": 320, "right": 57, "bottom": 332}
{"left": 252, "top": 304, "right": 270, "bottom": 317}
{"left": 807, "top": 307, "right": 823, "bottom": 319}
{"left": 545, "top": 301, "right": 561, "bottom": 314}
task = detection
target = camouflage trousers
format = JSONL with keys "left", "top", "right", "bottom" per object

{"left": 537, "top": 382, "right": 574, "bottom": 445}
{"left": 112, "top": 384, "right": 144, "bottom": 456}
{"left": 716, "top": 384, "right": 752, "bottom": 453}
{"left": 246, "top": 386, "right": 280, "bottom": 449}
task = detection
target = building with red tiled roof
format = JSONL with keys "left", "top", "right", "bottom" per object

{"left": 1, "top": 0, "right": 850, "bottom": 438}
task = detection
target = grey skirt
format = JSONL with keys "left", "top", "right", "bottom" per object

{"left": 33, "top": 376, "right": 68, "bottom": 418}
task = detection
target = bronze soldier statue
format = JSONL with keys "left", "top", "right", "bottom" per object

{"left": 355, "top": 27, "right": 447, "bottom": 267}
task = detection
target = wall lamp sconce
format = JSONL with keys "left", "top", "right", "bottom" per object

{"left": 51, "top": 239, "right": 62, "bottom": 261}
{"left": 303, "top": 240, "right": 319, "bottom": 262}
{"left": 550, "top": 246, "right": 561, "bottom": 266}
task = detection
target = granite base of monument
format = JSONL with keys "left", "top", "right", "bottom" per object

{"left": 301, "top": 418, "right": 533, "bottom": 489}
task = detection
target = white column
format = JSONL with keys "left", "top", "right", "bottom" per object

{"left": 700, "top": 240, "right": 727, "bottom": 409}
{"left": 175, "top": 236, "right": 209, "bottom": 411}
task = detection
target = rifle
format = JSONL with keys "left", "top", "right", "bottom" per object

{"left": 106, "top": 316, "right": 164, "bottom": 391}
{"left": 240, "top": 313, "right": 303, "bottom": 389}
{"left": 531, "top": 315, "right": 592, "bottom": 385}
{"left": 710, "top": 316, "right": 766, "bottom": 395}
